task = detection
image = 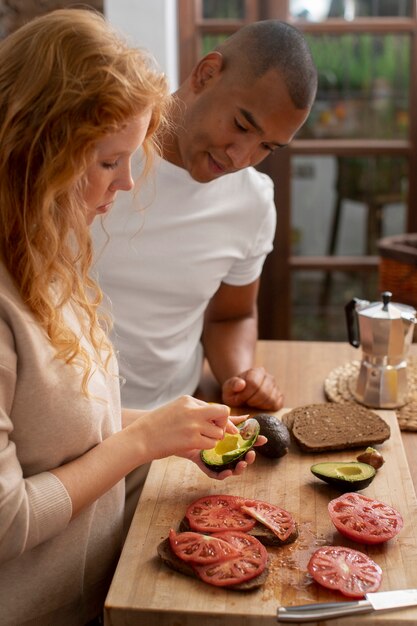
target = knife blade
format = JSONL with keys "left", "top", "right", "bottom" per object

{"left": 277, "top": 589, "right": 417, "bottom": 623}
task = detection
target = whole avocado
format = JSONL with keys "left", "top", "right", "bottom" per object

{"left": 253, "top": 414, "right": 291, "bottom": 458}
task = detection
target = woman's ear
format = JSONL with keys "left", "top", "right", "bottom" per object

{"left": 190, "top": 52, "right": 224, "bottom": 93}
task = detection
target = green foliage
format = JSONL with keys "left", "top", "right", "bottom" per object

{"left": 201, "top": 34, "right": 229, "bottom": 56}
{"left": 306, "top": 33, "right": 410, "bottom": 93}
{"left": 202, "top": 0, "right": 244, "bottom": 19}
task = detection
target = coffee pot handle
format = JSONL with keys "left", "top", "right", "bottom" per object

{"left": 345, "top": 298, "right": 361, "bottom": 348}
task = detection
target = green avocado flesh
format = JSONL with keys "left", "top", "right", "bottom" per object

{"left": 200, "top": 418, "right": 260, "bottom": 473}
{"left": 311, "top": 461, "right": 376, "bottom": 491}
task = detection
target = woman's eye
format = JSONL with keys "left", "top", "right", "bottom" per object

{"left": 102, "top": 161, "right": 118, "bottom": 170}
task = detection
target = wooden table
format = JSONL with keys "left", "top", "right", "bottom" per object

{"left": 196, "top": 341, "right": 417, "bottom": 492}
{"left": 254, "top": 341, "right": 417, "bottom": 493}
{"left": 105, "top": 340, "right": 417, "bottom": 626}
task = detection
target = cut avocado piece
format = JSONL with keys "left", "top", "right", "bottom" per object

{"left": 310, "top": 461, "right": 376, "bottom": 491}
{"left": 252, "top": 414, "right": 290, "bottom": 458}
{"left": 200, "top": 418, "right": 260, "bottom": 473}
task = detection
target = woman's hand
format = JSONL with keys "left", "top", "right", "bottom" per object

{"left": 181, "top": 414, "right": 267, "bottom": 480}
{"left": 126, "top": 395, "right": 234, "bottom": 462}
{"left": 183, "top": 432, "right": 267, "bottom": 480}
{"left": 125, "top": 398, "right": 267, "bottom": 477}
{"left": 51, "top": 399, "right": 267, "bottom": 520}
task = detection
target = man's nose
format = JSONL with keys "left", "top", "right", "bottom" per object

{"left": 225, "top": 141, "right": 257, "bottom": 170}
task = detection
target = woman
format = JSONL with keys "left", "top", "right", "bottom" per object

{"left": 0, "top": 9, "right": 260, "bottom": 625}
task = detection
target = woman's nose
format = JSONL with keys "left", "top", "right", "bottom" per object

{"left": 113, "top": 176, "right": 134, "bottom": 192}
{"left": 111, "top": 164, "right": 134, "bottom": 192}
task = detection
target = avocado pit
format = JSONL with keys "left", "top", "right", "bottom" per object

{"left": 356, "top": 446, "right": 385, "bottom": 469}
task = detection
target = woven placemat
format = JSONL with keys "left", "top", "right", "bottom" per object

{"left": 324, "top": 356, "right": 417, "bottom": 431}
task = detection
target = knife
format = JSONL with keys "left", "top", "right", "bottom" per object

{"left": 277, "top": 589, "right": 417, "bottom": 623}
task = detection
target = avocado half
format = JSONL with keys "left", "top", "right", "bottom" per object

{"left": 310, "top": 461, "right": 376, "bottom": 491}
{"left": 200, "top": 418, "right": 260, "bottom": 473}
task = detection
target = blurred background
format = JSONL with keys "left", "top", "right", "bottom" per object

{"left": 2, "top": 0, "right": 416, "bottom": 341}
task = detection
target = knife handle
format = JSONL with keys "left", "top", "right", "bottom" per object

{"left": 277, "top": 599, "right": 373, "bottom": 623}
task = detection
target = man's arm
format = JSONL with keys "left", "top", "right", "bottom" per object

{"left": 201, "top": 280, "right": 284, "bottom": 411}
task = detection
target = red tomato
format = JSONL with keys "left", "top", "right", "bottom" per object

{"left": 241, "top": 499, "right": 296, "bottom": 542}
{"left": 191, "top": 530, "right": 268, "bottom": 587}
{"left": 328, "top": 492, "right": 404, "bottom": 545}
{"left": 308, "top": 546, "right": 382, "bottom": 598}
{"left": 185, "top": 495, "right": 256, "bottom": 533}
{"left": 168, "top": 529, "right": 240, "bottom": 564}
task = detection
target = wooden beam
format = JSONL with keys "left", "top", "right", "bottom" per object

{"left": 291, "top": 139, "right": 411, "bottom": 156}
{"left": 295, "top": 18, "right": 416, "bottom": 34}
{"left": 289, "top": 256, "right": 379, "bottom": 270}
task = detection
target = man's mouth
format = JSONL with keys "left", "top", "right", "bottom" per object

{"left": 208, "top": 153, "right": 227, "bottom": 175}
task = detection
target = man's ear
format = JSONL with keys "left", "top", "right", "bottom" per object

{"left": 190, "top": 51, "right": 224, "bottom": 93}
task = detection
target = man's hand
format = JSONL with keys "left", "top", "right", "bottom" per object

{"left": 221, "top": 366, "right": 284, "bottom": 411}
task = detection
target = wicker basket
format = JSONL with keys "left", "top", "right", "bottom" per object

{"left": 378, "top": 234, "right": 417, "bottom": 309}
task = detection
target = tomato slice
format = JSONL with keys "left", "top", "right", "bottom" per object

{"left": 308, "top": 546, "right": 382, "bottom": 598}
{"left": 191, "top": 530, "right": 268, "bottom": 587}
{"left": 168, "top": 529, "right": 241, "bottom": 564}
{"left": 241, "top": 499, "right": 296, "bottom": 542}
{"left": 185, "top": 495, "right": 256, "bottom": 533}
{"left": 328, "top": 492, "right": 404, "bottom": 545}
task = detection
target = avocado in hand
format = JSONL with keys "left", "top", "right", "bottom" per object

{"left": 200, "top": 418, "right": 260, "bottom": 473}
{"left": 252, "top": 414, "right": 291, "bottom": 458}
{"left": 310, "top": 461, "right": 376, "bottom": 491}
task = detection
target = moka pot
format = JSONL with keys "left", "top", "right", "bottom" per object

{"left": 345, "top": 291, "right": 416, "bottom": 408}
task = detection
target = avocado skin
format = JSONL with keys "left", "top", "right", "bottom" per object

{"left": 311, "top": 461, "right": 376, "bottom": 492}
{"left": 252, "top": 414, "right": 290, "bottom": 458}
{"left": 200, "top": 449, "right": 248, "bottom": 473}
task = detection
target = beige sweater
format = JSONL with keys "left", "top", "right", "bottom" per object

{"left": 0, "top": 263, "right": 124, "bottom": 625}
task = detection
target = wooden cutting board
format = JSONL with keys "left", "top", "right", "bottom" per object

{"left": 105, "top": 409, "right": 417, "bottom": 626}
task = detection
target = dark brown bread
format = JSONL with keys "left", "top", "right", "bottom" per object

{"left": 283, "top": 403, "right": 390, "bottom": 452}
{"left": 157, "top": 538, "right": 268, "bottom": 590}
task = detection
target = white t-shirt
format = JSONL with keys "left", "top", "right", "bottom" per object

{"left": 92, "top": 156, "right": 276, "bottom": 409}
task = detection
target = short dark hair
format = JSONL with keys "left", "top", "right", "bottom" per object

{"left": 216, "top": 20, "right": 317, "bottom": 110}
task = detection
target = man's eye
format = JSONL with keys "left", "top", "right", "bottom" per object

{"left": 234, "top": 119, "right": 247, "bottom": 132}
{"left": 102, "top": 161, "right": 118, "bottom": 170}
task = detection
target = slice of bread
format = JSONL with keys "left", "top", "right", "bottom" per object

{"left": 282, "top": 403, "right": 390, "bottom": 452}
{"left": 157, "top": 538, "right": 269, "bottom": 590}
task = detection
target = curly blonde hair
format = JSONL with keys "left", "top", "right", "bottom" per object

{"left": 0, "top": 8, "right": 170, "bottom": 395}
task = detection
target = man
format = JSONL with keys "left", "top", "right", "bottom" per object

{"left": 93, "top": 20, "right": 317, "bottom": 414}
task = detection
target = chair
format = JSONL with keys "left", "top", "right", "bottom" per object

{"left": 328, "top": 157, "right": 406, "bottom": 256}
{"left": 320, "top": 156, "right": 406, "bottom": 305}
